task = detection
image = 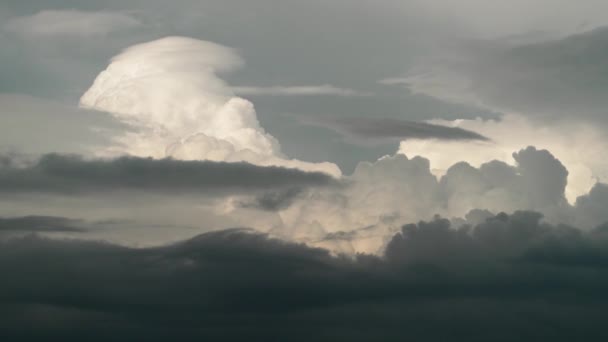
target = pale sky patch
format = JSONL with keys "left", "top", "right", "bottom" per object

{"left": 4, "top": 9, "right": 142, "bottom": 37}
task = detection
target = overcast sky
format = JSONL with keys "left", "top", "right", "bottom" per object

{"left": 2, "top": 1, "right": 608, "bottom": 340}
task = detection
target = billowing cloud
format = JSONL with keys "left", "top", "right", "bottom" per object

{"left": 80, "top": 36, "right": 341, "bottom": 177}
{"left": 397, "top": 114, "right": 608, "bottom": 202}
{"left": 2, "top": 212, "right": 608, "bottom": 341}
{"left": 572, "top": 183, "right": 608, "bottom": 228}
{"left": 4, "top": 10, "right": 142, "bottom": 37}
{"left": 232, "top": 85, "right": 370, "bottom": 96}
{"left": 273, "top": 146, "right": 608, "bottom": 254}
{"left": 4, "top": 147, "right": 607, "bottom": 255}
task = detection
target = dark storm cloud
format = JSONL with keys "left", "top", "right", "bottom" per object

{"left": 0, "top": 216, "right": 85, "bottom": 232}
{"left": 2, "top": 211, "right": 608, "bottom": 341}
{"left": 307, "top": 117, "right": 490, "bottom": 142}
{"left": 0, "top": 153, "right": 337, "bottom": 195}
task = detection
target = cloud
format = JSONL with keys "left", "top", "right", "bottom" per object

{"left": 398, "top": 27, "right": 608, "bottom": 126}
{"left": 2, "top": 212, "right": 608, "bottom": 341}
{"left": 80, "top": 36, "right": 341, "bottom": 177}
{"left": 232, "top": 85, "right": 371, "bottom": 96}
{"left": 312, "top": 117, "right": 490, "bottom": 142}
{"left": 0, "top": 153, "right": 336, "bottom": 196}
{"left": 378, "top": 28, "right": 608, "bottom": 204}
{"left": 397, "top": 114, "right": 608, "bottom": 202}
{"left": 3, "top": 146, "right": 607, "bottom": 255}
{"left": 238, "top": 187, "right": 305, "bottom": 212}
{"left": 0, "top": 216, "right": 85, "bottom": 233}
{"left": 4, "top": 10, "right": 142, "bottom": 37}
{"left": 572, "top": 183, "right": 608, "bottom": 228}
{"left": 276, "top": 145, "right": 608, "bottom": 254}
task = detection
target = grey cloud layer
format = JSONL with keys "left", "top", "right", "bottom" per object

{"left": 2, "top": 212, "right": 608, "bottom": 341}
{"left": 0, "top": 153, "right": 336, "bottom": 195}
{"left": 0, "top": 216, "right": 85, "bottom": 233}
{"left": 405, "top": 27, "right": 608, "bottom": 125}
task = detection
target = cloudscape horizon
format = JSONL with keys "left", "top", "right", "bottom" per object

{"left": 2, "top": 1, "right": 608, "bottom": 340}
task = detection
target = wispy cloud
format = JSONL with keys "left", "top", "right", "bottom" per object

{"left": 232, "top": 85, "right": 371, "bottom": 96}
{"left": 302, "top": 116, "right": 490, "bottom": 142}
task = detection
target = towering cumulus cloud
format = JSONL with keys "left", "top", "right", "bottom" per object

{"left": 80, "top": 37, "right": 340, "bottom": 176}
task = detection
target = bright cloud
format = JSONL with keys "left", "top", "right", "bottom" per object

{"left": 398, "top": 114, "right": 607, "bottom": 202}
{"left": 80, "top": 37, "right": 341, "bottom": 177}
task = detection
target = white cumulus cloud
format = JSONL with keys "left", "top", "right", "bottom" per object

{"left": 80, "top": 36, "right": 341, "bottom": 177}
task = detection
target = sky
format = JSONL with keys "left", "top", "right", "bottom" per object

{"left": 2, "top": 0, "right": 608, "bottom": 340}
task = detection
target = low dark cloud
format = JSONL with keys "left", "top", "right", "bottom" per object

{"left": 0, "top": 216, "right": 85, "bottom": 233}
{"left": 312, "top": 117, "right": 490, "bottom": 142}
{"left": 238, "top": 187, "right": 305, "bottom": 211}
{"left": 2, "top": 211, "right": 608, "bottom": 341}
{"left": 0, "top": 153, "right": 337, "bottom": 195}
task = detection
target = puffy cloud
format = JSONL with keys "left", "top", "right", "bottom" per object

{"left": 274, "top": 153, "right": 440, "bottom": 254}
{"left": 277, "top": 146, "right": 608, "bottom": 254}
{"left": 573, "top": 183, "right": 608, "bottom": 228}
{"left": 386, "top": 211, "right": 584, "bottom": 264}
{"left": 4, "top": 10, "right": 142, "bottom": 37}
{"left": 2, "top": 212, "right": 608, "bottom": 341}
{"left": 398, "top": 114, "right": 607, "bottom": 202}
{"left": 80, "top": 36, "right": 341, "bottom": 177}
{"left": 438, "top": 146, "right": 570, "bottom": 217}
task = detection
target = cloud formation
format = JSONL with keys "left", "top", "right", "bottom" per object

{"left": 314, "top": 117, "right": 489, "bottom": 142}
{"left": 80, "top": 36, "right": 340, "bottom": 177}
{"left": 273, "top": 146, "right": 608, "bottom": 254}
{"left": 389, "top": 27, "right": 608, "bottom": 127}
{"left": 2, "top": 212, "right": 608, "bottom": 341}
{"left": 0, "top": 153, "right": 336, "bottom": 196}
{"left": 397, "top": 114, "right": 608, "bottom": 202}
{"left": 0, "top": 216, "right": 85, "bottom": 233}
{"left": 5, "top": 147, "right": 608, "bottom": 255}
